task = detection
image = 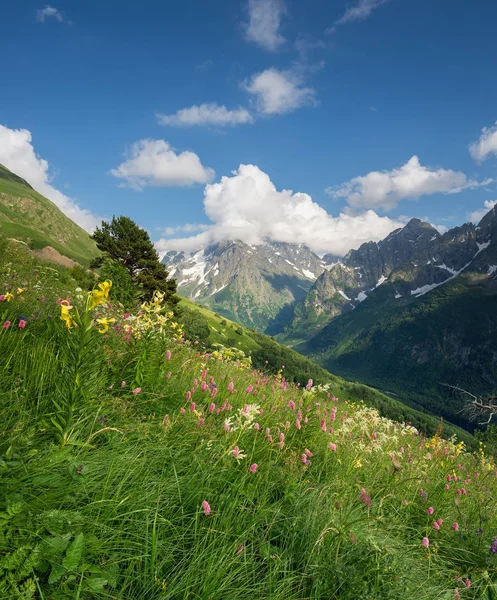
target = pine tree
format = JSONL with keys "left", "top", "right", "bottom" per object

{"left": 91, "top": 216, "right": 177, "bottom": 303}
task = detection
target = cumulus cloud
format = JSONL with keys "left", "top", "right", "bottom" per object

{"left": 469, "top": 121, "right": 497, "bottom": 162}
{"left": 243, "top": 68, "right": 316, "bottom": 115}
{"left": 110, "top": 139, "right": 215, "bottom": 190}
{"left": 155, "top": 164, "right": 403, "bottom": 257}
{"left": 0, "top": 124, "right": 100, "bottom": 231}
{"left": 36, "top": 5, "right": 63, "bottom": 22}
{"left": 468, "top": 200, "right": 497, "bottom": 224}
{"left": 328, "top": 156, "right": 491, "bottom": 211}
{"left": 245, "top": 0, "right": 286, "bottom": 51}
{"left": 157, "top": 103, "right": 254, "bottom": 127}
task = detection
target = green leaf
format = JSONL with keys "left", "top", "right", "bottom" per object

{"left": 48, "top": 564, "right": 67, "bottom": 584}
{"left": 85, "top": 577, "right": 108, "bottom": 592}
{"left": 62, "top": 533, "right": 84, "bottom": 571}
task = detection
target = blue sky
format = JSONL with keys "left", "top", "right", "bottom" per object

{"left": 1, "top": 0, "right": 497, "bottom": 255}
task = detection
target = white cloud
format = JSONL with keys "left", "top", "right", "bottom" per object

{"left": 335, "top": 0, "right": 391, "bottom": 26}
{"left": 157, "top": 103, "right": 254, "bottom": 127}
{"left": 244, "top": 68, "right": 316, "bottom": 115}
{"left": 0, "top": 124, "right": 100, "bottom": 231}
{"left": 328, "top": 156, "right": 491, "bottom": 211}
{"left": 245, "top": 0, "right": 286, "bottom": 51}
{"left": 36, "top": 5, "right": 63, "bottom": 22}
{"left": 161, "top": 223, "right": 210, "bottom": 236}
{"left": 110, "top": 139, "right": 215, "bottom": 190}
{"left": 468, "top": 200, "right": 497, "bottom": 224}
{"left": 469, "top": 121, "right": 497, "bottom": 161}
{"left": 155, "top": 164, "right": 403, "bottom": 257}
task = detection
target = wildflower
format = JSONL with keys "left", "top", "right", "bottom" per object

{"left": 249, "top": 463, "right": 258, "bottom": 473}
{"left": 18, "top": 320, "right": 26, "bottom": 329}
{"left": 437, "top": 519, "right": 443, "bottom": 526}
{"left": 433, "top": 521, "right": 440, "bottom": 531}
{"left": 328, "top": 443, "right": 337, "bottom": 452}
{"left": 132, "top": 387, "right": 141, "bottom": 395}
{"left": 59, "top": 300, "right": 75, "bottom": 329}
{"left": 202, "top": 500, "right": 211, "bottom": 516}
{"left": 422, "top": 537, "right": 430, "bottom": 548}
{"left": 237, "top": 545, "right": 244, "bottom": 554}
{"left": 353, "top": 459, "right": 362, "bottom": 469}
{"left": 304, "top": 448, "right": 313, "bottom": 457}
{"left": 0, "top": 295, "right": 4, "bottom": 301}
{"left": 233, "top": 446, "right": 240, "bottom": 459}
{"left": 295, "top": 419, "right": 302, "bottom": 430}
{"left": 186, "top": 391, "right": 192, "bottom": 402}
{"left": 452, "top": 522, "right": 459, "bottom": 531}
{"left": 121, "top": 381, "right": 126, "bottom": 388}
{"left": 360, "top": 488, "right": 372, "bottom": 507}
{"left": 464, "top": 579, "right": 471, "bottom": 588}
{"left": 211, "top": 388, "right": 218, "bottom": 399}
{"left": 490, "top": 537, "right": 497, "bottom": 553}
{"left": 209, "top": 403, "right": 216, "bottom": 413}
{"left": 224, "top": 419, "right": 230, "bottom": 433}
{"left": 180, "top": 408, "right": 186, "bottom": 414}
{"left": 427, "top": 507, "right": 434, "bottom": 515}
{"left": 96, "top": 317, "right": 115, "bottom": 334}
{"left": 288, "top": 400, "right": 295, "bottom": 410}
{"left": 88, "top": 280, "right": 112, "bottom": 309}
{"left": 454, "top": 590, "right": 461, "bottom": 600}
{"left": 306, "top": 378, "right": 313, "bottom": 390}
{"left": 16, "top": 288, "right": 24, "bottom": 295}
{"left": 167, "top": 371, "right": 171, "bottom": 378}
{"left": 246, "top": 385, "right": 253, "bottom": 394}
{"left": 301, "top": 454, "right": 309, "bottom": 465}
{"left": 254, "top": 423, "right": 260, "bottom": 431}
{"left": 190, "top": 403, "right": 196, "bottom": 412}
{"left": 166, "top": 350, "right": 171, "bottom": 360}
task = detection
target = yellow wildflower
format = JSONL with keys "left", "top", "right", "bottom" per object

{"left": 88, "top": 280, "right": 112, "bottom": 310}
{"left": 60, "top": 300, "right": 75, "bottom": 329}
{"left": 353, "top": 459, "right": 362, "bottom": 469}
{"left": 4, "top": 292, "right": 14, "bottom": 302}
{"left": 16, "top": 288, "right": 24, "bottom": 295}
{"left": 96, "top": 317, "right": 116, "bottom": 334}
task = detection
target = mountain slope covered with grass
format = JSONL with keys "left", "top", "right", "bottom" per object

{"left": 0, "top": 164, "right": 99, "bottom": 266}
{"left": 1, "top": 240, "right": 496, "bottom": 599}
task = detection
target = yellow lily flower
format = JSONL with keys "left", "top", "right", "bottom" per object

{"left": 4, "top": 292, "right": 14, "bottom": 302}
{"left": 88, "top": 280, "right": 112, "bottom": 310}
{"left": 98, "top": 280, "right": 112, "bottom": 298}
{"left": 96, "top": 317, "right": 115, "bottom": 334}
{"left": 16, "top": 288, "right": 24, "bottom": 295}
{"left": 60, "top": 300, "right": 75, "bottom": 329}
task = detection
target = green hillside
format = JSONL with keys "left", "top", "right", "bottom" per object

{"left": 0, "top": 164, "right": 99, "bottom": 266}
{"left": 297, "top": 274, "right": 497, "bottom": 431}
{"left": 178, "top": 297, "right": 474, "bottom": 446}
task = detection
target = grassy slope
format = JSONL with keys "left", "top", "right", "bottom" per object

{"left": 0, "top": 163, "right": 99, "bottom": 266}
{"left": 297, "top": 277, "right": 497, "bottom": 431}
{"left": 1, "top": 248, "right": 496, "bottom": 599}
{"left": 180, "top": 296, "right": 474, "bottom": 446}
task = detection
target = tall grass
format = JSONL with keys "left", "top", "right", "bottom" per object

{"left": 1, "top": 243, "right": 496, "bottom": 599}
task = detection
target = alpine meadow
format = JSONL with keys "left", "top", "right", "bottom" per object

{"left": 2, "top": 0, "right": 497, "bottom": 598}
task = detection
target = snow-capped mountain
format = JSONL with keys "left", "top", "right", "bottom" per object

{"left": 162, "top": 240, "right": 328, "bottom": 331}
{"left": 284, "top": 210, "right": 497, "bottom": 339}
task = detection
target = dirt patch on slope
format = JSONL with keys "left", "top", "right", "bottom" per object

{"left": 34, "top": 246, "right": 78, "bottom": 268}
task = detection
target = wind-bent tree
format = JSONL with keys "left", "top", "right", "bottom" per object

{"left": 91, "top": 216, "right": 178, "bottom": 304}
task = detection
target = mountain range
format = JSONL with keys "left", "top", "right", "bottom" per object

{"left": 164, "top": 209, "right": 497, "bottom": 428}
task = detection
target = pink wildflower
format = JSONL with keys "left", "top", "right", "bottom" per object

{"left": 201, "top": 369, "right": 207, "bottom": 380}
{"left": 224, "top": 420, "right": 230, "bottom": 433}
{"left": 445, "top": 484, "right": 450, "bottom": 491}
{"left": 186, "top": 391, "right": 191, "bottom": 402}
{"left": 427, "top": 507, "right": 434, "bottom": 515}
{"left": 228, "top": 381, "right": 234, "bottom": 392}
{"left": 288, "top": 400, "right": 295, "bottom": 410}
{"left": 211, "top": 388, "right": 217, "bottom": 399}
{"left": 464, "top": 579, "right": 471, "bottom": 588}
{"left": 201, "top": 381, "right": 208, "bottom": 391}
{"left": 249, "top": 463, "right": 258, "bottom": 473}
{"left": 305, "top": 378, "right": 313, "bottom": 390}
{"left": 132, "top": 387, "right": 141, "bottom": 395}
{"left": 433, "top": 522, "right": 440, "bottom": 531}
{"left": 198, "top": 418, "right": 205, "bottom": 427}
{"left": 360, "top": 488, "right": 372, "bottom": 507}
{"left": 3, "top": 321, "right": 11, "bottom": 329}
{"left": 422, "top": 537, "right": 430, "bottom": 548}
{"left": 304, "top": 448, "right": 313, "bottom": 457}
{"left": 452, "top": 522, "right": 459, "bottom": 531}
{"left": 209, "top": 403, "right": 216, "bottom": 413}
{"left": 167, "top": 372, "right": 171, "bottom": 379}
{"left": 19, "top": 320, "right": 26, "bottom": 329}
{"left": 233, "top": 446, "right": 240, "bottom": 458}
{"left": 246, "top": 385, "right": 253, "bottom": 394}
{"left": 202, "top": 500, "right": 211, "bottom": 516}
{"left": 437, "top": 519, "right": 443, "bottom": 526}
{"left": 295, "top": 419, "right": 301, "bottom": 430}
{"left": 190, "top": 403, "right": 196, "bottom": 412}
{"left": 180, "top": 408, "right": 186, "bottom": 414}
{"left": 320, "top": 419, "right": 327, "bottom": 432}
{"left": 301, "top": 454, "right": 309, "bottom": 465}
{"left": 454, "top": 590, "right": 461, "bottom": 600}
{"left": 254, "top": 423, "right": 260, "bottom": 431}
{"left": 328, "top": 443, "right": 337, "bottom": 452}
{"left": 166, "top": 350, "right": 171, "bottom": 360}
{"left": 237, "top": 545, "right": 244, "bottom": 554}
